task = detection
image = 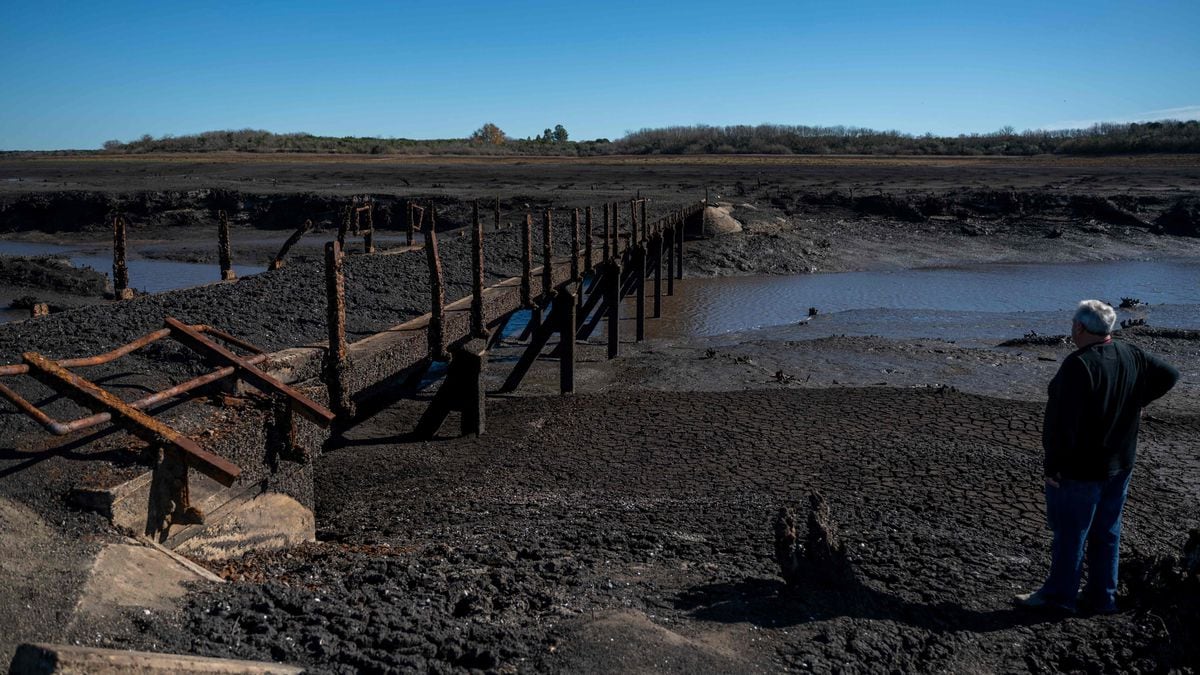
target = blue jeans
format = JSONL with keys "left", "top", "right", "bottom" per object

{"left": 1039, "top": 469, "right": 1132, "bottom": 610}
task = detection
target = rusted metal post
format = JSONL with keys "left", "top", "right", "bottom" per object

{"left": 324, "top": 241, "right": 354, "bottom": 420}
{"left": 217, "top": 210, "right": 236, "bottom": 281}
{"left": 363, "top": 204, "right": 375, "bottom": 254}
{"left": 405, "top": 201, "right": 414, "bottom": 246}
{"left": 666, "top": 217, "right": 675, "bottom": 295}
{"left": 541, "top": 209, "right": 554, "bottom": 300}
{"left": 677, "top": 208, "right": 685, "bottom": 279}
{"left": 112, "top": 214, "right": 133, "bottom": 300}
{"left": 270, "top": 219, "right": 313, "bottom": 271}
{"left": 471, "top": 200, "right": 486, "bottom": 339}
{"left": 630, "top": 200, "right": 638, "bottom": 250}
{"left": 426, "top": 206, "right": 446, "bottom": 361}
{"left": 607, "top": 202, "right": 614, "bottom": 259}
{"left": 520, "top": 212, "right": 533, "bottom": 308}
{"left": 607, "top": 260, "right": 620, "bottom": 358}
{"left": 570, "top": 208, "right": 581, "bottom": 281}
{"left": 635, "top": 245, "right": 646, "bottom": 341}
{"left": 584, "top": 206, "right": 594, "bottom": 273}
{"left": 641, "top": 200, "right": 649, "bottom": 241}
{"left": 559, "top": 284, "right": 577, "bottom": 395}
{"left": 337, "top": 204, "right": 352, "bottom": 250}
{"left": 602, "top": 203, "right": 611, "bottom": 262}
{"left": 653, "top": 233, "right": 662, "bottom": 318}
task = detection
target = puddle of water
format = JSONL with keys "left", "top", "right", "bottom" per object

{"left": 65, "top": 254, "right": 259, "bottom": 295}
{"left": 648, "top": 258, "right": 1200, "bottom": 343}
{"left": 0, "top": 239, "right": 261, "bottom": 317}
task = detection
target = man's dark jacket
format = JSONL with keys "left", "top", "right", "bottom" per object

{"left": 1043, "top": 339, "right": 1179, "bottom": 481}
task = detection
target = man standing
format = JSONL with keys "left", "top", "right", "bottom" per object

{"left": 1017, "top": 299, "right": 1179, "bottom": 613}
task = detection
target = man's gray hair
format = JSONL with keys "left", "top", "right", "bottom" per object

{"left": 1074, "top": 299, "right": 1116, "bottom": 335}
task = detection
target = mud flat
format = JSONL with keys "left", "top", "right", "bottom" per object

{"left": 103, "top": 374, "right": 1200, "bottom": 673}
{"left": 3, "top": 153, "right": 1200, "bottom": 283}
{"left": 1, "top": 154, "right": 1199, "bottom": 672}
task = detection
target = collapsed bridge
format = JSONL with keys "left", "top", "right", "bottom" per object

{"left": 0, "top": 196, "right": 707, "bottom": 559}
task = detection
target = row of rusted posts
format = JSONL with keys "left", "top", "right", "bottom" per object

{"left": 414, "top": 201, "right": 489, "bottom": 437}
{"left": 321, "top": 199, "right": 495, "bottom": 436}
{"left": 318, "top": 195, "right": 699, "bottom": 437}
{"left": 500, "top": 205, "right": 578, "bottom": 394}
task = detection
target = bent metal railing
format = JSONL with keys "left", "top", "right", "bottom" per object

{"left": 0, "top": 318, "right": 335, "bottom": 538}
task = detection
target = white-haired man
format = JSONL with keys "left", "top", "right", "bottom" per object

{"left": 1017, "top": 299, "right": 1179, "bottom": 613}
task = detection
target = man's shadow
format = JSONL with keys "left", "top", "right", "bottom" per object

{"left": 674, "top": 573, "right": 1055, "bottom": 634}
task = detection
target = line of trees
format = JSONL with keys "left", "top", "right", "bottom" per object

{"left": 612, "top": 121, "right": 1200, "bottom": 155}
{"left": 101, "top": 128, "right": 594, "bottom": 156}
{"left": 100, "top": 120, "right": 1200, "bottom": 156}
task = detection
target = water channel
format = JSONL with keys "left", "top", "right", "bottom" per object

{"left": 648, "top": 258, "right": 1198, "bottom": 345}
{"left": 1, "top": 236, "right": 1195, "bottom": 345}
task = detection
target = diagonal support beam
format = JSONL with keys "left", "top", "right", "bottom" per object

{"left": 164, "top": 318, "right": 335, "bottom": 428}
{"left": 21, "top": 351, "right": 240, "bottom": 486}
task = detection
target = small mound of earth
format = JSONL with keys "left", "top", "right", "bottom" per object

{"left": 0, "top": 256, "right": 108, "bottom": 297}
{"left": 1156, "top": 197, "right": 1200, "bottom": 237}
{"left": 703, "top": 205, "right": 743, "bottom": 235}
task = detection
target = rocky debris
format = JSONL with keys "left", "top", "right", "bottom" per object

{"left": 1119, "top": 297, "right": 1144, "bottom": 309}
{"left": 702, "top": 205, "right": 743, "bottom": 235}
{"left": 998, "top": 331, "right": 1071, "bottom": 347}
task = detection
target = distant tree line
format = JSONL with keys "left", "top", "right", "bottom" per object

{"left": 612, "top": 121, "right": 1200, "bottom": 156}
{"left": 100, "top": 119, "right": 1200, "bottom": 156}
{"left": 101, "top": 126, "right": 603, "bottom": 157}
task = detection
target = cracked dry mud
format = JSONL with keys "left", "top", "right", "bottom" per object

{"left": 106, "top": 385, "right": 1200, "bottom": 673}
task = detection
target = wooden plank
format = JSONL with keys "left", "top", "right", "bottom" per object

{"left": 164, "top": 318, "right": 334, "bottom": 428}
{"left": 21, "top": 352, "right": 240, "bottom": 487}
{"left": 11, "top": 642, "right": 303, "bottom": 674}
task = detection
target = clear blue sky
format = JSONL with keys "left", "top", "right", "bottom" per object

{"left": 2, "top": 0, "right": 1198, "bottom": 150}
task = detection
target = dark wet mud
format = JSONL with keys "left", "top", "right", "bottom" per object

{"left": 102, "top": 388, "right": 1200, "bottom": 673}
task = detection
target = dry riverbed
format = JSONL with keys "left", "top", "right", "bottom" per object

{"left": 1, "top": 154, "right": 1199, "bottom": 673}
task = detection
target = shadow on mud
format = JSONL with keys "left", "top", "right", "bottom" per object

{"left": 674, "top": 575, "right": 1054, "bottom": 633}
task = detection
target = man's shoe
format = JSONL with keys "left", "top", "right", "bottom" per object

{"left": 1014, "top": 591, "right": 1076, "bottom": 613}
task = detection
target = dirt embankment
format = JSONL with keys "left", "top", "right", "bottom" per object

{"left": 687, "top": 190, "right": 1200, "bottom": 276}
{"left": 0, "top": 190, "right": 607, "bottom": 237}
